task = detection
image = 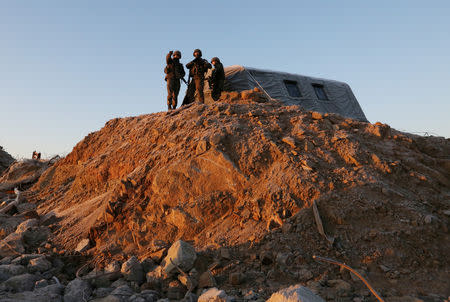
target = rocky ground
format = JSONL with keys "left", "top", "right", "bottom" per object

{"left": 0, "top": 89, "right": 449, "bottom": 301}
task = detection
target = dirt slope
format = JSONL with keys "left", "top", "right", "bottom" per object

{"left": 31, "top": 90, "right": 450, "bottom": 299}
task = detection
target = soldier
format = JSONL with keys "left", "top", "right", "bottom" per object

{"left": 164, "top": 50, "right": 185, "bottom": 110}
{"left": 208, "top": 57, "right": 225, "bottom": 101}
{"left": 185, "top": 49, "right": 211, "bottom": 104}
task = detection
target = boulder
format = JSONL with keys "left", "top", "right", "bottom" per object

{"left": 0, "top": 284, "right": 64, "bottom": 302}
{"left": 121, "top": 256, "right": 144, "bottom": 284}
{"left": 266, "top": 285, "right": 325, "bottom": 302}
{"left": 15, "top": 219, "right": 38, "bottom": 234}
{"left": 0, "top": 264, "right": 27, "bottom": 281}
{"left": 4, "top": 273, "right": 40, "bottom": 292}
{"left": 63, "top": 278, "right": 92, "bottom": 302}
{"left": 161, "top": 240, "right": 197, "bottom": 275}
{"left": 198, "top": 288, "right": 231, "bottom": 302}
{"left": 28, "top": 257, "right": 52, "bottom": 273}
{"left": 108, "top": 284, "right": 135, "bottom": 301}
{"left": 11, "top": 254, "right": 42, "bottom": 265}
{"left": 0, "top": 232, "right": 25, "bottom": 257}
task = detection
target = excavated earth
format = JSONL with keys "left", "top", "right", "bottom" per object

{"left": 1, "top": 89, "right": 450, "bottom": 301}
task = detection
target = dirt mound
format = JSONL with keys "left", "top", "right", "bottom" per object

{"left": 29, "top": 90, "right": 449, "bottom": 299}
{"left": 0, "top": 147, "right": 14, "bottom": 175}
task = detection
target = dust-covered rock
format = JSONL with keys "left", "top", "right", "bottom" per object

{"left": 267, "top": 285, "right": 325, "bottom": 302}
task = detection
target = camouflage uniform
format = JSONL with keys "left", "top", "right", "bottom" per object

{"left": 185, "top": 49, "right": 211, "bottom": 104}
{"left": 209, "top": 57, "right": 225, "bottom": 101}
{"left": 164, "top": 51, "right": 185, "bottom": 110}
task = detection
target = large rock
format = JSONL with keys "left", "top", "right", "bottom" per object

{"left": 267, "top": 285, "right": 325, "bottom": 302}
{"left": 0, "top": 264, "right": 27, "bottom": 281}
{"left": 0, "top": 284, "right": 64, "bottom": 302}
{"left": 161, "top": 240, "right": 197, "bottom": 275}
{"left": 63, "top": 278, "right": 92, "bottom": 302}
{"left": 198, "top": 288, "right": 231, "bottom": 302}
{"left": 121, "top": 256, "right": 144, "bottom": 283}
{"left": 0, "top": 232, "right": 25, "bottom": 257}
{"left": 28, "top": 257, "right": 52, "bottom": 273}
{"left": 15, "top": 219, "right": 39, "bottom": 234}
{"left": 3, "top": 273, "right": 40, "bottom": 292}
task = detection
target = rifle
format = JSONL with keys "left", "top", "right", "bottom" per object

{"left": 181, "top": 72, "right": 194, "bottom": 106}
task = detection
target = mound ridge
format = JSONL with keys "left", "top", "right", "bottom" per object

{"left": 30, "top": 90, "right": 449, "bottom": 297}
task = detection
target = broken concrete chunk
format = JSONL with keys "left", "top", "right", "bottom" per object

{"left": 64, "top": 278, "right": 93, "bottom": 302}
{"left": 198, "top": 270, "right": 216, "bottom": 288}
{"left": 198, "top": 288, "right": 231, "bottom": 302}
{"left": 121, "top": 256, "right": 144, "bottom": 284}
{"left": 75, "top": 238, "right": 90, "bottom": 253}
{"left": 28, "top": 256, "right": 52, "bottom": 273}
{"left": 267, "top": 284, "right": 325, "bottom": 302}
{"left": 161, "top": 240, "right": 197, "bottom": 275}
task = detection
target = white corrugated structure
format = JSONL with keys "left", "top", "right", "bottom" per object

{"left": 224, "top": 65, "right": 368, "bottom": 122}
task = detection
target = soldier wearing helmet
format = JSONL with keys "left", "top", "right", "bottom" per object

{"left": 164, "top": 50, "right": 185, "bottom": 110}
{"left": 184, "top": 49, "right": 212, "bottom": 104}
{"left": 208, "top": 57, "right": 225, "bottom": 101}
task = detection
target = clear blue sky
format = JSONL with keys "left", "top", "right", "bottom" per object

{"left": 1, "top": 1, "right": 449, "bottom": 158}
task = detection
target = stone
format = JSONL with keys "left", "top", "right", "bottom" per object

{"left": 93, "top": 287, "right": 114, "bottom": 298}
{"left": 121, "top": 256, "right": 144, "bottom": 284}
{"left": 105, "top": 261, "right": 121, "bottom": 273}
{"left": 311, "top": 112, "right": 323, "bottom": 120}
{"left": 91, "top": 295, "right": 122, "bottom": 302}
{"left": 110, "top": 285, "right": 134, "bottom": 300}
{"left": 11, "top": 254, "right": 42, "bottom": 265}
{"left": 183, "top": 293, "right": 198, "bottom": 302}
{"left": 0, "top": 284, "right": 65, "bottom": 302}
{"left": 161, "top": 240, "right": 197, "bottom": 275}
{"left": 198, "top": 288, "right": 232, "bottom": 302}
{"left": 140, "top": 290, "right": 160, "bottom": 302}
{"left": 4, "top": 273, "right": 40, "bottom": 292}
{"left": 198, "top": 270, "right": 216, "bottom": 288}
{"left": 0, "top": 264, "right": 27, "bottom": 281}
{"left": 75, "top": 238, "right": 90, "bottom": 253}
{"left": 15, "top": 219, "right": 39, "bottom": 233}
{"left": 0, "top": 232, "right": 25, "bottom": 257}
{"left": 296, "top": 269, "right": 313, "bottom": 281}
{"left": 167, "top": 280, "right": 187, "bottom": 300}
{"left": 141, "top": 258, "right": 155, "bottom": 274}
{"left": 111, "top": 278, "right": 128, "bottom": 288}
{"left": 28, "top": 256, "right": 52, "bottom": 273}
{"left": 64, "top": 278, "right": 92, "bottom": 302}
{"left": 266, "top": 285, "right": 325, "bottom": 302}
{"left": 178, "top": 273, "right": 198, "bottom": 291}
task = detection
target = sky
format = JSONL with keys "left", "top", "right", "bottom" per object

{"left": 1, "top": 1, "right": 449, "bottom": 158}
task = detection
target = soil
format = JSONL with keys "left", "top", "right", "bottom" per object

{"left": 4, "top": 89, "right": 450, "bottom": 300}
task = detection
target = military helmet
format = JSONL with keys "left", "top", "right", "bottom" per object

{"left": 173, "top": 50, "right": 181, "bottom": 58}
{"left": 211, "top": 57, "right": 220, "bottom": 63}
{"left": 193, "top": 49, "right": 202, "bottom": 56}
